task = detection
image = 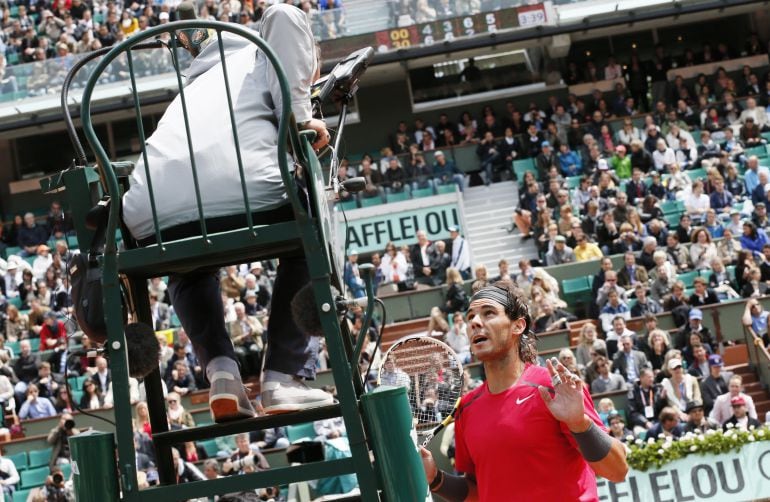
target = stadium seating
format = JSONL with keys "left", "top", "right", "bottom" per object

{"left": 7, "top": 451, "right": 28, "bottom": 471}
{"left": 20, "top": 466, "right": 49, "bottom": 489}
{"left": 28, "top": 448, "right": 52, "bottom": 468}
{"left": 286, "top": 423, "right": 316, "bottom": 443}
{"left": 13, "top": 489, "right": 31, "bottom": 502}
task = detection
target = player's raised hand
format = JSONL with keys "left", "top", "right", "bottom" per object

{"left": 538, "top": 357, "right": 586, "bottom": 430}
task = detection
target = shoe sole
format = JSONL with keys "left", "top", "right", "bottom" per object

{"left": 210, "top": 393, "right": 255, "bottom": 423}
{"left": 262, "top": 398, "right": 334, "bottom": 415}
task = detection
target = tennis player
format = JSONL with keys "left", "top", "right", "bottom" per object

{"left": 420, "top": 281, "right": 628, "bottom": 500}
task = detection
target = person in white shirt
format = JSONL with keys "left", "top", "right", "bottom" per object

{"left": 446, "top": 312, "right": 471, "bottom": 364}
{"left": 661, "top": 358, "right": 702, "bottom": 420}
{"left": 604, "top": 56, "right": 623, "bottom": 81}
{"left": 709, "top": 374, "right": 758, "bottom": 425}
{"left": 449, "top": 226, "right": 471, "bottom": 280}
{"left": 684, "top": 180, "right": 710, "bottom": 223}
{"left": 0, "top": 449, "right": 20, "bottom": 497}
{"left": 652, "top": 138, "right": 676, "bottom": 172}
{"left": 737, "top": 97, "right": 769, "bottom": 129}
{"left": 31, "top": 244, "right": 53, "bottom": 281}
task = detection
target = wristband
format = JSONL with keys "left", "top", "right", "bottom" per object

{"left": 571, "top": 421, "right": 613, "bottom": 462}
{"left": 429, "top": 469, "right": 444, "bottom": 491}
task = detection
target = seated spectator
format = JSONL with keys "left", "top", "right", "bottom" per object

{"left": 0, "top": 447, "right": 20, "bottom": 497}
{"left": 627, "top": 368, "right": 666, "bottom": 434}
{"left": 80, "top": 379, "right": 105, "bottom": 410}
{"left": 32, "top": 244, "right": 53, "bottom": 281}
{"left": 742, "top": 298, "right": 770, "bottom": 337}
{"left": 599, "top": 293, "right": 631, "bottom": 337}
{"left": 612, "top": 333, "right": 650, "bottom": 383}
{"left": 39, "top": 311, "right": 67, "bottom": 352}
{"left": 716, "top": 228, "right": 742, "bottom": 266}
{"left": 13, "top": 340, "right": 40, "bottom": 401}
{"left": 607, "top": 411, "right": 634, "bottom": 443}
{"left": 383, "top": 156, "right": 410, "bottom": 196}
{"left": 685, "top": 181, "right": 711, "bottom": 224}
{"left": 171, "top": 447, "right": 205, "bottom": 483}
{"left": 222, "top": 433, "right": 269, "bottom": 475}
{"left": 17, "top": 213, "right": 49, "bottom": 257}
{"left": 445, "top": 312, "right": 471, "bottom": 364}
{"left": 476, "top": 131, "right": 502, "bottom": 185}
{"left": 533, "top": 299, "right": 576, "bottom": 334}
{"left": 359, "top": 158, "right": 384, "bottom": 200}
{"left": 652, "top": 139, "right": 676, "bottom": 172}
{"left": 167, "top": 392, "right": 195, "bottom": 429}
{"left": 643, "top": 329, "right": 671, "bottom": 373}
{"left": 740, "top": 221, "right": 769, "bottom": 257}
{"left": 33, "top": 361, "right": 63, "bottom": 402}
{"left": 690, "top": 228, "right": 718, "bottom": 269}
{"left": 47, "top": 413, "right": 79, "bottom": 468}
{"left": 647, "top": 407, "right": 685, "bottom": 439}
{"left": 227, "top": 302, "right": 264, "bottom": 377}
{"left": 661, "top": 358, "right": 702, "bottom": 419}
{"left": 710, "top": 374, "right": 758, "bottom": 425}
{"left": 4, "top": 304, "right": 29, "bottom": 342}
{"left": 583, "top": 340, "right": 608, "bottom": 389}
{"left": 575, "top": 323, "right": 599, "bottom": 369}
{"left": 610, "top": 145, "right": 631, "bottom": 179}
{"left": 631, "top": 284, "right": 663, "bottom": 317}
{"left": 440, "top": 267, "right": 466, "bottom": 314}
{"left": 617, "top": 251, "right": 648, "bottom": 289}
{"left": 432, "top": 150, "right": 464, "bottom": 193}
{"left": 590, "top": 355, "right": 626, "bottom": 394}
{"left": 166, "top": 360, "right": 197, "bottom": 397}
{"left": 19, "top": 383, "right": 57, "bottom": 419}
{"left": 741, "top": 266, "right": 768, "bottom": 298}
{"left": 558, "top": 348, "right": 580, "bottom": 377}
{"left": 723, "top": 396, "right": 762, "bottom": 431}
{"left": 686, "top": 343, "right": 711, "bottom": 378}
{"left": 683, "top": 399, "right": 718, "bottom": 433}
{"left": 689, "top": 277, "right": 719, "bottom": 307}
{"left": 545, "top": 235, "right": 575, "bottom": 266}
{"left": 740, "top": 117, "right": 764, "bottom": 147}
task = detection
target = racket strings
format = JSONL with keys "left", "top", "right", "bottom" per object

{"left": 384, "top": 339, "right": 463, "bottom": 431}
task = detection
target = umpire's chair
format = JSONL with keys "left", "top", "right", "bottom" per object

{"left": 42, "top": 21, "right": 424, "bottom": 502}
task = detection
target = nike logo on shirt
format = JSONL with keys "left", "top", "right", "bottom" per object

{"left": 516, "top": 394, "right": 535, "bottom": 405}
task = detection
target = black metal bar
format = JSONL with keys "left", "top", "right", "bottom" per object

{"left": 153, "top": 404, "right": 341, "bottom": 445}
{"left": 130, "top": 282, "right": 175, "bottom": 485}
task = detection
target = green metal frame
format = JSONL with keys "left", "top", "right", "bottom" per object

{"left": 72, "top": 20, "right": 382, "bottom": 501}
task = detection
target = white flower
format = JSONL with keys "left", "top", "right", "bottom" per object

{"left": 635, "top": 439, "right": 643, "bottom": 445}
{"left": 697, "top": 434, "right": 705, "bottom": 442}
{"left": 626, "top": 435, "right": 635, "bottom": 442}
{"left": 750, "top": 425, "right": 756, "bottom": 431}
{"left": 662, "top": 441, "right": 672, "bottom": 449}
{"left": 665, "top": 435, "right": 673, "bottom": 443}
{"left": 706, "top": 429, "right": 717, "bottom": 436}
{"left": 657, "top": 449, "right": 665, "bottom": 455}
{"left": 726, "top": 423, "right": 735, "bottom": 429}
{"left": 758, "top": 430, "right": 765, "bottom": 438}
{"left": 658, "top": 433, "right": 665, "bottom": 439}
{"left": 690, "top": 445, "right": 698, "bottom": 452}
{"left": 648, "top": 437, "right": 656, "bottom": 445}
{"left": 749, "top": 435, "right": 755, "bottom": 442}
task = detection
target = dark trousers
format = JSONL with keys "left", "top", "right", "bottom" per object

{"left": 168, "top": 254, "right": 318, "bottom": 381}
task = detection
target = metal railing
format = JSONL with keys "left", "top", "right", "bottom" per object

{"left": 744, "top": 326, "right": 770, "bottom": 394}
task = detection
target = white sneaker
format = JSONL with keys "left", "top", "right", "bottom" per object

{"left": 207, "top": 357, "right": 256, "bottom": 423}
{"left": 261, "top": 370, "right": 334, "bottom": 414}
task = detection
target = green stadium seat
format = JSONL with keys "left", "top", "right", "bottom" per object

{"left": 61, "top": 463, "right": 71, "bottom": 479}
{"left": 335, "top": 199, "right": 358, "bottom": 211}
{"left": 199, "top": 439, "right": 219, "bottom": 458}
{"left": 72, "top": 389, "right": 84, "bottom": 404}
{"left": 513, "top": 158, "right": 536, "bottom": 180}
{"left": 436, "top": 184, "right": 457, "bottom": 195}
{"left": 6, "top": 340, "right": 21, "bottom": 357}
{"left": 359, "top": 196, "right": 383, "bottom": 208}
{"left": 678, "top": 270, "right": 699, "bottom": 288}
{"left": 9, "top": 6, "right": 18, "bottom": 17}
{"left": 8, "top": 451, "right": 28, "bottom": 471}
{"left": 659, "top": 200, "right": 679, "bottom": 215}
{"left": 7, "top": 296, "right": 22, "bottom": 310}
{"left": 5, "top": 246, "right": 21, "bottom": 257}
{"left": 23, "top": 255, "right": 35, "bottom": 266}
{"left": 196, "top": 414, "right": 214, "bottom": 426}
{"left": 726, "top": 265, "right": 736, "bottom": 282}
{"left": 13, "top": 489, "right": 31, "bottom": 502}
{"left": 386, "top": 191, "right": 411, "bottom": 203}
{"left": 762, "top": 132, "right": 770, "bottom": 144}
{"left": 566, "top": 176, "right": 582, "bottom": 189}
{"left": 28, "top": 448, "right": 52, "bottom": 468}
{"left": 66, "top": 235, "right": 79, "bottom": 248}
{"left": 687, "top": 168, "right": 707, "bottom": 181}
{"left": 684, "top": 287, "right": 695, "bottom": 298}
{"left": 664, "top": 213, "right": 680, "bottom": 229}
{"left": 746, "top": 145, "right": 768, "bottom": 158}
{"left": 411, "top": 187, "right": 435, "bottom": 198}
{"left": 286, "top": 422, "right": 317, "bottom": 443}
{"left": 21, "top": 466, "right": 49, "bottom": 489}
{"left": 562, "top": 276, "right": 591, "bottom": 304}
{"left": 169, "top": 313, "right": 181, "bottom": 328}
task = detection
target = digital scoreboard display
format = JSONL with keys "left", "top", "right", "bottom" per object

{"left": 319, "top": 4, "right": 548, "bottom": 62}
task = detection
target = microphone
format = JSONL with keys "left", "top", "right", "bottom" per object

{"left": 125, "top": 322, "right": 162, "bottom": 379}
{"left": 340, "top": 177, "right": 366, "bottom": 193}
{"left": 334, "top": 295, "right": 369, "bottom": 312}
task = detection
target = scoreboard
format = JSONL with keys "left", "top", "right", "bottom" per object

{"left": 319, "top": 3, "right": 550, "bottom": 61}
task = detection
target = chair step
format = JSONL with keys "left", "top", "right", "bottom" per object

{"left": 153, "top": 404, "right": 341, "bottom": 446}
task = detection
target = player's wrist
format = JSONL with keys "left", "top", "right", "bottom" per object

{"left": 566, "top": 414, "right": 591, "bottom": 434}
{"left": 429, "top": 469, "right": 444, "bottom": 492}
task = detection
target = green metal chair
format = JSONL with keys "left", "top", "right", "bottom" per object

{"left": 436, "top": 183, "right": 458, "bottom": 194}
{"left": 7, "top": 451, "right": 28, "bottom": 471}
{"left": 513, "top": 158, "right": 536, "bottom": 181}
{"left": 678, "top": 270, "right": 700, "bottom": 288}
{"left": 411, "top": 187, "right": 435, "bottom": 198}
{"left": 43, "top": 20, "right": 422, "bottom": 502}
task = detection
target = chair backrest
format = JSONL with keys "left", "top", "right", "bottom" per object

{"left": 286, "top": 422, "right": 317, "bottom": 443}
{"left": 8, "top": 451, "right": 28, "bottom": 471}
{"left": 28, "top": 448, "right": 52, "bottom": 468}
{"left": 20, "top": 466, "right": 49, "bottom": 489}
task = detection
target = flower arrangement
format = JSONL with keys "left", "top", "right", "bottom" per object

{"left": 626, "top": 424, "right": 770, "bottom": 471}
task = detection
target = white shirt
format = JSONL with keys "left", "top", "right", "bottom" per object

{"left": 652, "top": 148, "right": 676, "bottom": 170}
{"left": 451, "top": 236, "right": 471, "bottom": 272}
{"left": 123, "top": 6, "right": 316, "bottom": 239}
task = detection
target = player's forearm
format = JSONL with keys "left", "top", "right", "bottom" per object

{"left": 569, "top": 415, "right": 628, "bottom": 483}
{"left": 430, "top": 470, "right": 477, "bottom": 502}
{"left": 588, "top": 439, "right": 628, "bottom": 482}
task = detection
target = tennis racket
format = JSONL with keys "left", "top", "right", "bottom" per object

{"left": 377, "top": 335, "right": 464, "bottom": 447}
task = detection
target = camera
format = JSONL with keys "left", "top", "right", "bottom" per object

{"left": 52, "top": 472, "right": 64, "bottom": 485}
{"left": 64, "top": 419, "right": 75, "bottom": 430}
